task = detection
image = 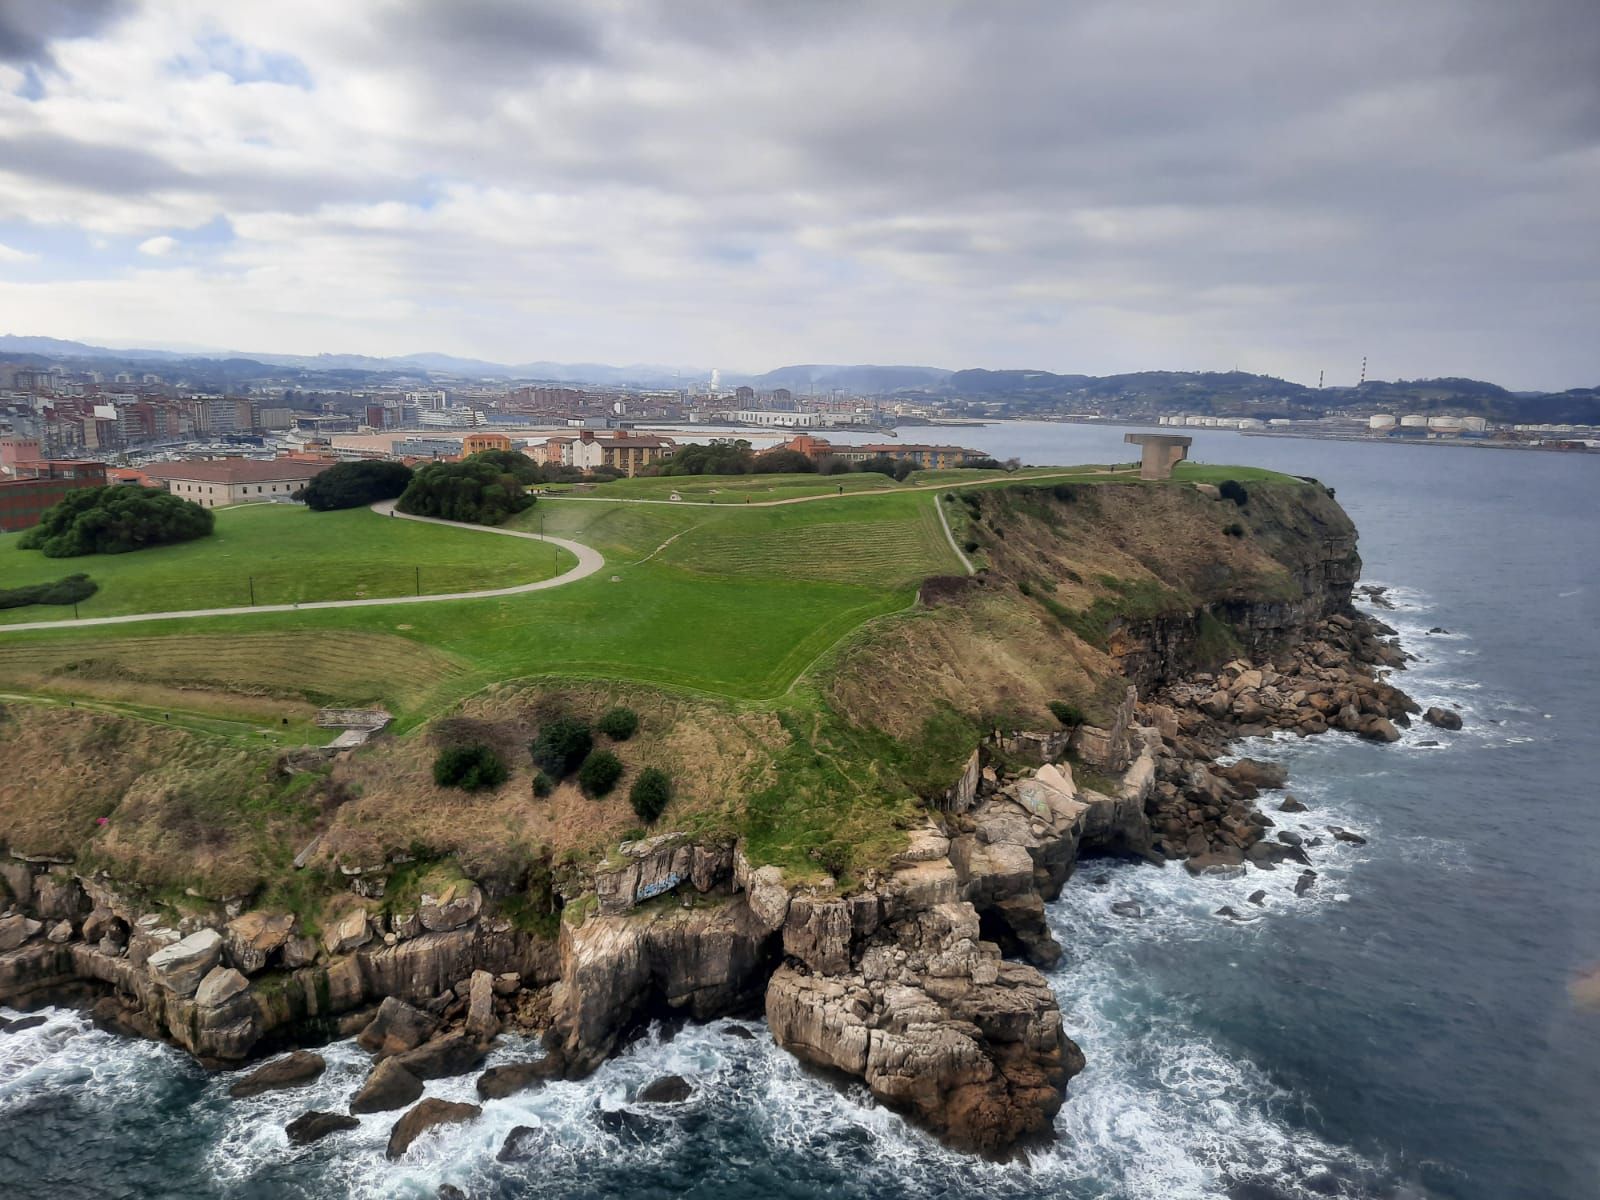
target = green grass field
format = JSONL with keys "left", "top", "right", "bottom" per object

{"left": 0, "top": 504, "right": 572, "bottom": 623}
{"left": 0, "top": 464, "right": 1302, "bottom": 731}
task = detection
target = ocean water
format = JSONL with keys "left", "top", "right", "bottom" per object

{"left": 2, "top": 424, "right": 1596, "bottom": 1200}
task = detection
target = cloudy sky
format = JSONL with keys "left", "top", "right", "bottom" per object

{"left": 0, "top": 1, "right": 1595, "bottom": 388}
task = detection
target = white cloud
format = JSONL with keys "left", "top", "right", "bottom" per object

{"left": 0, "top": 0, "right": 1593, "bottom": 386}
{"left": 0, "top": 241, "right": 39, "bottom": 262}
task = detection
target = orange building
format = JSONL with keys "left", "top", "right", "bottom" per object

{"left": 462, "top": 432, "right": 514, "bottom": 456}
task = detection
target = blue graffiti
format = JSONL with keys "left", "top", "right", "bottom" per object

{"left": 636, "top": 872, "right": 685, "bottom": 902}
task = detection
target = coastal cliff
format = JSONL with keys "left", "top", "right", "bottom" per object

{"left": 0, "top": 475, "right": 1429, "bottom": 1157}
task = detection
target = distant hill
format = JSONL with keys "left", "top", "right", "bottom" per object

{"left": 1, "top": 334, "right": 1592, "bottom": 423}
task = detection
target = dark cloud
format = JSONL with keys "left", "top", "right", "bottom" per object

{"left": 0, "top": 0, "right": 127, "bottom": 66}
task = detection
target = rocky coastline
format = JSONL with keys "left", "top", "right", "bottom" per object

{"left": 0, "top": 565, "right": 1455, "bottom": 1163}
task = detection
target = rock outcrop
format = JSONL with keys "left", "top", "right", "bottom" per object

{"left": 386, "top": 1098, "right": 481, "bottom": 1160}
{"left": 766, "top": 855, "right": 1079, "bottom": 1157}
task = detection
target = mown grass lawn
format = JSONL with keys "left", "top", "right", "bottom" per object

{"left": 0, "top": 504, "right": 571, "bottom": 623}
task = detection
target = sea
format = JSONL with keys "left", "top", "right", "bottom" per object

{"left": 2, "top": 422, "right": 1596, "bottom": 1200}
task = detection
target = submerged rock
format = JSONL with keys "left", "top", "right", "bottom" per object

{"left": 637, "top": 1075, "right": 693, "bottom": 1104}
{"left": 476, "top": 1056, "right": 563, "bottom": 1101}
{"left": 285, "top": 1110, "right": 359, "bottom": 1145}
{"left": 391, "top": 1033, "right": 490, "bottom": 1081}
{"left": 1329, "top": 826, "right": 1369, "bottom": 846}
{"left": 350, "top": 1057, "right": 424, "bottom": 1114}
{"left": 228, "top": 1051, "right": 325, "bottom": 1099}
{"left": 1423, "top": 706, "right": 1463, "bottom": 730}
{"left": 1278, "top": 796, "right": 1308, "bottom": 813}
{"left": 497, "top": 1125, "right": 543, "bottom": 1163}
{"left": 1110, "top": 900, "right": 1144, "bottom": 919}
{"left": 386, "top": 1098, "right": 481, "bottom": 1160}
{"left": 1294, "top": 871, "right": 1318, "bottom": 898}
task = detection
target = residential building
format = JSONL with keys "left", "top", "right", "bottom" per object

{"left": 857, "top": 443, "right": 980, "bottom": 469}
{"left": 0, "top": 461, "right": 108, "bottom": 532}
{"left": 569, "top": 430, "right": 677, "bottom": 477}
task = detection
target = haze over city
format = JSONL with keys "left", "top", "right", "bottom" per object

{"left": 1, "top": 0, "right": 1597, "bottom": 390}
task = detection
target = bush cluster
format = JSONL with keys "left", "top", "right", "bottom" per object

{"left": 530, "top": 716, "right": 593, "bottom": 776}
{"left": 298, "top": 460, "right": 413, "bottom": 510}
{"left": 629, "top": 768, "right": 672, "bottom": 823}
{"left": 20, "top": 486, "right": 213, "bottom": 557}
{"left": 1048, "top": 700, "right": 1086, "bottom": 726}
{"left": 432, "top": 743, "right": 508, "bottom": 792}
{"left": 397, "top": 459, "right": 534, "bottom": 525}
{"left": 578, "top": 749, "right": 623, "bottom": 797}
{"left": 596, "top": 706, "right": 639, "bottom": 741}
{"left": 1218, "top": 480, "right": 1250, "bottom": 507}
{"left": 0, "top": 573, "right": 98, "bottom": 611}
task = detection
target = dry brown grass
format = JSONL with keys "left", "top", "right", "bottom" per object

{"left": 319, "top": 682, "right": 786, "bottom": 876}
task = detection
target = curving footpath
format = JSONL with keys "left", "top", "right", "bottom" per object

{"left": 0, "top": 501, "right": 605, "bottom": 635}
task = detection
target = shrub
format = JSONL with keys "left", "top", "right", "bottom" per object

{"left": 298, "top": 460, "right": 413, "bottom": 510}
{"left": 1049, "top": 700, "right": 1086, "bottom": 727}
{"left": 19, "top": 485, "right": 213, "bottom": 557}
{"left": 530, "top": 717, "right": 593, "bottom": 777}
{"left": 629, "top": 767, "right": 672, "bottom": 823}
{"left": 464, "top": 448, "right": 540, "bottom": 484}
{"left": 396, "top": 460, "right": 534, "bottom": 525}
{"left": 432, "top": 744, "right": 508, "bottom": 792}
{"left": 751, "top": 448, "right": 817, "bottom": 474}
{"left": 1218, "top": 480, "right": 1249, "bottom": 507}
{"left": 0, "top": 573, "right": 97, "bottom": 611}
{"left": 578, "top": 750, "right": 623, "bottom": 797}
{"left": 962, "top": 539, "right": 979, "bottom": 553}
{"left": 858, "top": 455, "right": 915, "bottom": 481}
{"left": 1223, "top": 522, "right": 1245, "bottom": 537}
{"left": 531, "top": 770, "right": 554, "bottom": 798}
{"left": 596, "top": 706, "right": 639, "bottom": 741}
{"left": 660, "top": 441, "right": 754, "bottom": 476}
{"left": 958, "top": 457, "right": 1004, "bottom": 470}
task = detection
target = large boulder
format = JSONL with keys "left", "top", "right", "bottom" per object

{"left": 418, "top": 884, "right": 483, "bottom": 933}
{"left": 1423, "top": 706, "right": 1463, "bottom": 731}
{"left": 224, "top": 912, "right": 295, "bottom": 974}
{"left": 476, "top": 1056, "right": 564, "bottom": 1100}
{"left": 0, "top": 916, "right": 43, "bottom": 952}
{"left": 147, "top": 929, "right": 223, "bottom": 996}
{"left": 195, "top": 966, "right": 250, "bottom": 1008}
{"left": 32, "top": 873, "right": 86, "bottom": 920}
{"left": 285, "top": 1111, "right": 360, "bottom": 1146}
{"left": 1360, "top": 717, "right": 1401, "bottom": 743}
{"left": 465, "top": 969, "right": 499, "bottom": 1040}
{"left": 321, "top": 909, "right": 372, "bottom": 957}
{"left": 228, "top": 1050, "right": 326, "bottom": 1098}
{"left": 386, "top": 1098, "right": 481, "bottom": 1160}
{"left": 391, "top": 1032, "right": 490, "bottom": 1081}
{"left": 350, "top": 1057, "right": 424, "bottom": 1114}
{"left": 357, "top": 996, "right": 439, "bottom": 1058}
{"left": 637, "top": 1075, "right": 693, "bottom": 1103}
{"left": 1216, "top": 758, "right": 1289, "bottom": 790}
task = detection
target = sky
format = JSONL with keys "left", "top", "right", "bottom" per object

{"left": 0, "top": 0, "right": 1596, "bottom": 389}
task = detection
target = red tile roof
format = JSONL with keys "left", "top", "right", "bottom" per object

{"left": 141, "top": 459, "right": 326, "bottom": 485}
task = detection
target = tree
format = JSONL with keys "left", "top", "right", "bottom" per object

{"left": 629, "top": 768, "right": 672, "bottom": 823}
{"left": 433, "top": 744, "right": 508, "bottom": 792}
{"left": 596, "top": 707, "right": 639, "bottom": 741}
{"left": 659, "top": 441, "right": 754, "bottom": 476}
{"left": 858, "top": 456, "right": 915, "bottom": 481}
{"left": 530, "top": 716, "right": 593, "bottom": 776}
{"left": 19, "top": 485, "right": 213, "bottom": 557}
{"left": 751, "top": 448, "right": 817, "bottom": 474}
{"left": 578, "top": 749, "right": 623, "bottom": 797}
{"left": 298, "top": 460, "right": 413, "bottom": 510}
{"left": 465, "top": 448, "right": 540, "bottom": 484}
{"left": 396, "top": 460, "right": 535, "bottom": 525}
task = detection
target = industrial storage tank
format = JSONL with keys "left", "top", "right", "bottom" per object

{"left": 1460, "top": 415, "right": 1489, "bottom": 432}
{"left": 1428, "top": 416, "right": 1465, "bottom": 432}
{"left": 1399, "top": 414, "right": 1428, "bottom": 428}
{"left": 1369, "top": 413, "right": 1397, "bottom": 430}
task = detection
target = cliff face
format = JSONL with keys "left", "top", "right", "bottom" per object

{"left": 0, "top": 475, "right": 1384, "bottom": 1159}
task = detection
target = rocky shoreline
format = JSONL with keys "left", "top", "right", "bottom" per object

{"left": 0, "top": 591, "right": 1455, "bottom": 1165}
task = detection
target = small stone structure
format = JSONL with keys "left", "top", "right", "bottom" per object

{"left": 316, "top": 707, "right": 392, "bottom": 750}
{"left": 1124, "top": 433, "right": 1193, "bottom": 481}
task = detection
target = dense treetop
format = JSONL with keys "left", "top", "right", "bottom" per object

{"left": 19, "top": 485, "right": 214, "bottom": 557}
{"left": 396, "top": 459, "right": 535, "bottom": 525}
{"left": 298, "top": 460, "right": 414, "bottom": 511}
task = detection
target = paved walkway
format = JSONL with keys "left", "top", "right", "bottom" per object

{"left": 0, "top": 501, "right": 605, "bottom": 635}
{"left": 546, "top": 466, "right": 1131, "bottom": 509}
